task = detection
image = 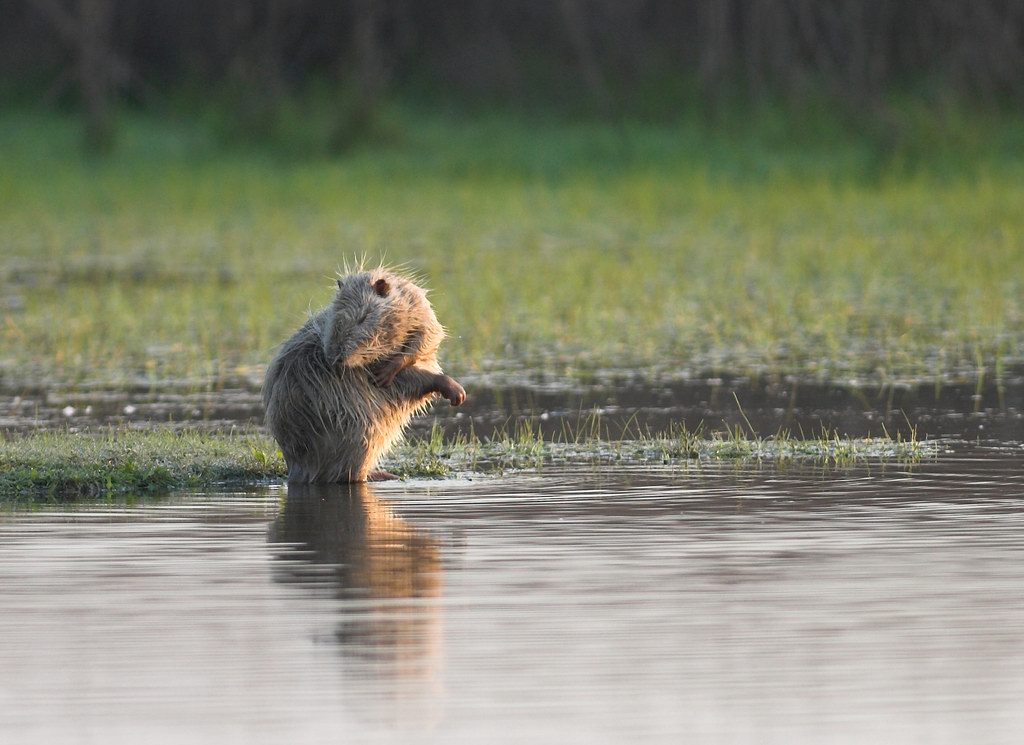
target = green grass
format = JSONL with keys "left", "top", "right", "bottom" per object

{"left": 0, "top": 429, "right": 286, "bottom": 500}
{"left": 1, "top": 103, "right": 1023, "bottom": 388}
{"left": 395, "top": 420, "right": 933, "bottom": 479}
{"left": 0, "top": 423, "right": 934, "bottom": 502}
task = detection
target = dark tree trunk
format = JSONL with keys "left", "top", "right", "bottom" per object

{"left": 78, "top": 0, "right": 115, "bottom": 151}
{"left": 354, "top": 0, "right": 385, "bottom": 123}
{"left": 225, "top": 0, "right": 291, "bottom": 138}
{"left": 31, "top": 0, "right": 118, "bottom": 151}
{"left": 331, "top": 0, "right": 389, "bottom": 150}
{"left": 558, "top": 0, "right": 613, "bottom": 118}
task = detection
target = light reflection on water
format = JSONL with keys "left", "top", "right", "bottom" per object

{"left": 1, "top": 443, "right": 1023, "bottom": 744}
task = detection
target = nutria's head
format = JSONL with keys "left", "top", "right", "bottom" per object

{"left": 323, "top": 268, "right": 439, "bottom": 367}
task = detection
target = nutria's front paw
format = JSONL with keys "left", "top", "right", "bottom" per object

{"left": 438, "top": 376, "right": 466, "bottom": 407}
{"left": 371, "top": 356, "right": 404, "bottom": 388}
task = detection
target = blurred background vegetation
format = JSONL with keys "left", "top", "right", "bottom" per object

{"left": 4, "top": 0, "right": 1024, "bottom": 151}
{"left": 1, "top": 1, "right": 1023, "bottom": 388}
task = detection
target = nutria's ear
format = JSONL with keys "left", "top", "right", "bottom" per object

{"left": 373, "top": 278, "right": 390, "bottom": 297}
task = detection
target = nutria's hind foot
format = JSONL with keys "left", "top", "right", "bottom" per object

{"left": 367, "top": 470, "right": 400, "bottom": 482}
{"left": 436, "top": 375, "right": 466, "bottom": 407}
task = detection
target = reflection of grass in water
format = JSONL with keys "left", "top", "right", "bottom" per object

{"left": 0, "top": 422, "right": 932, "bottom": 501}
{"left": 1, "top": 108, "right": 1023, "bottom": 386}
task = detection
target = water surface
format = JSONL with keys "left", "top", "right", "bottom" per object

{"left": 2, "top": 443, "right": 1022, "bottom": 743}
{"left": 3, "top": 371, "right": 1022, "bottom": 440}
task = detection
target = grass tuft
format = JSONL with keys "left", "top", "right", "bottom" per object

{"left": 392, "top": 419, "right": 933, "bottom": 478}
{"left": 0, "top": 422, "right": 934, "bottom": 502}
{"left": 0, "top": 429, "right": 286, "bottom": 502}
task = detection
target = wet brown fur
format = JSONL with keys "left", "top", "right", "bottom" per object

{"left": 263, "top": 266, "right": 464, "bottom": 483}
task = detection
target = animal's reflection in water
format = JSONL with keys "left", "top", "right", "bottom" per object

{"left": 270, "top": 483, "right": 443, "bottom": 702}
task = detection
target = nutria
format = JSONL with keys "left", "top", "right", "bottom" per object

{"left": 263, "top": 267, "right": 465, "bottom": 483}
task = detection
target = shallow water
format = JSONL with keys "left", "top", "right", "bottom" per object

{"left": 2, "top": 443, "right": 1023, "bottom": 743}
{"left": 3, "top": 370, "right": 1023, "bottom": 440}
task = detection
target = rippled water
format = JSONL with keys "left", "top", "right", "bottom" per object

{"left": 2, "top": 443, "right": 1023, "bottom": 743}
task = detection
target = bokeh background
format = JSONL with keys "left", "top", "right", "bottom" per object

{"left": 5, "top": 1, "right": 1024, "bottom": 149}
{"left": 1, "top": 0, "right": 1023, "bottom": 392}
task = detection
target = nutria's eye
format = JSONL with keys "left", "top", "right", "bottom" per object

{"left": 358, "top": 312, "right": 369, "bottom": 325}
{"left": 373, "top": 278, "right": 390, "bottom": 297}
